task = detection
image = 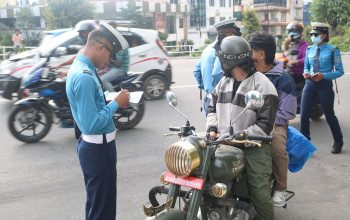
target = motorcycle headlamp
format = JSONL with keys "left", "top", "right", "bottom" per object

{"left": 165, "top": 141, "right": 200, "bottom": 178}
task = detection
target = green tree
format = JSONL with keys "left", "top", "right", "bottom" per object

{"left": 310, "top": 0, "right": 350, "bottom": 31}
{"left": 15, "top": 6, "right": 42, "bottom": 46}
{"left": 44, "top": 0, "right": 96, "bottom": 30}
{"left": 242, "top": 9, "right": 261, "bottom": 38}
{"left": 119, "top": 1, "right": 153, "bottom": 29}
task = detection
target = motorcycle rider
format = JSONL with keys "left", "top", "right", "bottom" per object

{"left": 100, "top": 21, "right": 130, "bottom": 92}
{"left": 246, "top": 32, "right": 297, "bottom": 207}
{"left": 54, "top": 20, "right": 98, "bottom": 78}
{"left": 282, "top": 21, "right": 309, "bottom": 82}
{"left": 207, "top": 36, "right": 278, "bottom": 220}
{"left": 193, "top": 18, "right": 241, "bottom": 115}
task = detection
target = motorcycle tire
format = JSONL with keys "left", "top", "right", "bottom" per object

{"left": 142, "top": 75, "right": 166, "bottom": 100}
{"left": 113, "top": 97, "right": 145, "bottom": 130}
{"left": 8, "top": 105, "right": 52, "bottom": 143}
{"left": 311, "top": 111, "right": 323, "bottom": 120}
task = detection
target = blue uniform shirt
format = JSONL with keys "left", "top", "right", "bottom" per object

{"left": 304, "top": 42, "right": 344, "bottom": 81}
{"left": 66, "top": 54, "right": 119, "bottom": 135}
{"left": 193, "top": 43, "right": 223, "bottom": 93}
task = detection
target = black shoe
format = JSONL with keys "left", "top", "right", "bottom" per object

{"left": 331, "top": 140, "right": 343, "bottom": 154}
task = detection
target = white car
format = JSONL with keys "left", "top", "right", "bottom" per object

{"left": 0, "top": 25, "right": 172, "bottom": 100}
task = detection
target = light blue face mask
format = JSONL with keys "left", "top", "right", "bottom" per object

{"left": 311, "top": 35, "right": 322, "bottom": 44}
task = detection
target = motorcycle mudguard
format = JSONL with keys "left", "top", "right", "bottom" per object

{"left": 145, "top": 209, "right": 186, "bottom": 220}
{"left": 14, "top": 98, "right": 41, "bottom": 106}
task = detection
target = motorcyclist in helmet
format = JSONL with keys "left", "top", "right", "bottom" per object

{"left": 282, "top": 21, "right": 309, "bottom": 82}
{"left": 207, "top": 36, "right": 278, "bottom": 220}
{"left": 53, "top": 20, "right": 98, "bottom": 77}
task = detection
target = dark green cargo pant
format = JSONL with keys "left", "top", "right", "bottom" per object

{"left": 241, "top": 143, "right": 274, "bottom": 220}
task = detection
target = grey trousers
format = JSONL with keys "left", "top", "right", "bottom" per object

{"left": 100, "top": 67, "right": 127, "bottom": 92}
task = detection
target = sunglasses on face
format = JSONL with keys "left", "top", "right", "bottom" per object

{"left": 95, "top": 39, "right": 113, "bottom": 57}
{"left": 310, "top": 33, "right": 320, "bottom": 37}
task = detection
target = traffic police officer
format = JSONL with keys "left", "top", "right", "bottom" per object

{"left": 301, "top": 22, "right": 344, "bottom": 154}
{"left": 66, "top": 21, "right": 130, "bottom": 219}
{"left": 193, "top": 18, "right": 241, "bottom": 115}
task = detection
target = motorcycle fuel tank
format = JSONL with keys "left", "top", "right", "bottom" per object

{"left": 209, "top": 145, "right": 245, "bottom": 183}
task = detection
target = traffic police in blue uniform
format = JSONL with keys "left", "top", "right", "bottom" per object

{"left": 301, "top": 22, "right": 344, "bottom": 154}
{"left": 66, "top": 21, "right": 130, "bottom": 219}
{"left": 193, "top": 18, "right": 241, "bottom": 115}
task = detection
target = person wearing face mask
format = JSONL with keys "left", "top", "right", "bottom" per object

{"left": 301, "top": 22, "right": 344, "bottom": 154}
{"left": 193, "top": 18, "right": 241, "bottom": 116}
{"left": 282, "top": 21, "right": 309, "bottom": 83}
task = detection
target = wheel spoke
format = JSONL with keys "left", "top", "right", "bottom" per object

{"left": 18, "top": 125, "right": 31, "bottom": 134}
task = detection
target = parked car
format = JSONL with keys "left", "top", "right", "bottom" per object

{"left": 0, "top": 21, "right": 172, "bottom": 100}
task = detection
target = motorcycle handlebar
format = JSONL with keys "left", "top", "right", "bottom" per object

{"left": 169, "top": 126, "right": 181, "bottom": 132}
{"left": 247, "top": 135, "right": 273, "bottom": 143}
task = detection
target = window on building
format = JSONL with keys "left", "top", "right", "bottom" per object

{"left": 281, "top": 27, "right": 286, "bottom": 35}
{"left": 210, "top": 17, "right": 215, "bottom": 25}
{"left": 179, "top": 18, "right": 183, "bottom": 28}
{"left": 233, "top": 0, "right": 241, "bottom": 5}
{"left": 229, "top": 0, "right": 232, "bottom": 7}
{"left": 170, "top": 0, "right": 178, "bottom": 3}
{"left": 209, "top": 0, "right": 214, "bottom": 6}
{"left": 220, "top": 17, "right": 225, "bottom": 21}
{"left": 271, "top": 26, "right": 276, "bottom": 35}
{"left": 271, "top": 13, "right": 277, "bottom": 21}
{"left": 264, "top": 13, "right": 268, "bottom": 21}
{"left": 166, "top": 16, "right": 176, "bottom": 34}
{"left": 281, "top": 13, "right": 286, "bottom": 22}
{"left": 220, "top": 0, "right": 225, "bottom": 7}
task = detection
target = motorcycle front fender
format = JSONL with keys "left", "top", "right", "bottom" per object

{"left": 13, "top": 98, "right": 53, "bottom": 120}
{"left": 145, "top": 209, "right": 186, "bottom": 220}
{"left": 14, "top": 98, "right": 42, "bottom": 106}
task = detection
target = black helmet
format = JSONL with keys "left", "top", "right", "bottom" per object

{"left": 286, "top": 21, "right": 304, "bottom": 34}
{"left": 75, "top": 20, "right": 98, "bottom": 44}
{"left": 214, "top": 36, "right": 253, "bottom": 75}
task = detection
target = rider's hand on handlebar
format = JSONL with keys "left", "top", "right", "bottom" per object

{"left": 59, "top": 71, "right": 68, "bottom": 79}
{"left": 110, "top": 59, "right": 122, "bottom": 67}
{"left": 207, "top": 131, "right": 219, "bottom": 141}
{"left": 114, "top": 89, "right": 130, "bottom": 107}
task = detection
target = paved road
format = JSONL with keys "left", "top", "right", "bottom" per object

{"left": 0, "top": 56, "right": 350, "bottom": 220}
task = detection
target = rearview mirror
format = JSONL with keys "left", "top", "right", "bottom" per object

{"left": 166, "top": 91, "right": 177, "bottom": 107}
{"left": 245, "top": 90, "right": 264, "bottom": 109}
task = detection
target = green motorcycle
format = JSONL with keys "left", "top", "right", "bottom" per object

{"left": 143, "top": 91, "right": 294, "bottom": 220}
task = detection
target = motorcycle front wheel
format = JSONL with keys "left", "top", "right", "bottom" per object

{"left": 8, "top": 105, "right": 52, "bottom": 143}
{"left": 113, "top": 97, "right": 145, "bottom": 130}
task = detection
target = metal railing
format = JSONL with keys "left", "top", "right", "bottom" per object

{"left": 1, "top": 44, "right": 207, "bottom": 60}
{"left": 164, "top": 44, "right": 209, "bottom": 58}
{"left": 1, "top": 46, "right": 38, "bottom": 60}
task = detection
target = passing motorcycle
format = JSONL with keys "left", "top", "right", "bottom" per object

{"left": 142, "top": 91, "right": 294, "bottom": 220}
{"left": 8, "top": 53, "right": 145, "bottom": 143}
{"left": 276, "top": 49, "right": 323, "bottom": 120}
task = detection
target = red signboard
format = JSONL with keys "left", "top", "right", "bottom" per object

{"left": 156, "top": 13, "right": 164, "bottom": 30}
{"left": 163, "top": 172, "right": 204, "bottom": 190}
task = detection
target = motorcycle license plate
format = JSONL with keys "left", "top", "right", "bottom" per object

{"left": 163, "top": 171, "right": 204, "bottom": 190}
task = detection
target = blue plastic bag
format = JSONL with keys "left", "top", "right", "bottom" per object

{"left": 286, "top": 126, "right": 317, "bottom": 172}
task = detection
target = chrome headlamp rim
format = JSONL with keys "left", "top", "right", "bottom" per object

{"left": 165, "top": 141, "right": 200, "bottom": 178}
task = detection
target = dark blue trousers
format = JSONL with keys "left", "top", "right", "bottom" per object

{"left": 77, "top": 135, "right": 117, "bottom": 220}
{"left": 300, "top": 80, "right": 343, "bottom": 142}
